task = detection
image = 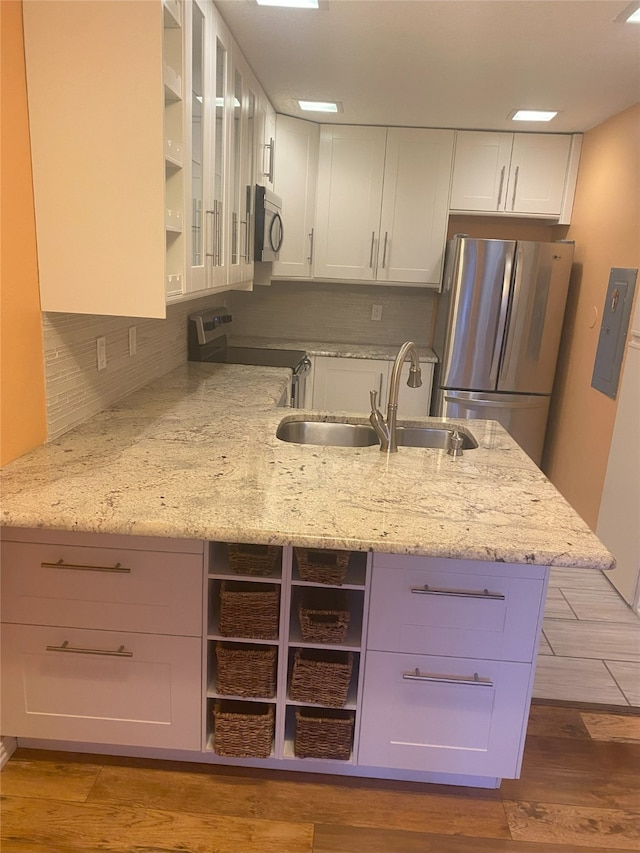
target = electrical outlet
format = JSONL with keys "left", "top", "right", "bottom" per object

{"left": 96, "top": 336, "right": 107, "bottom": 370}
{"left": 371, "top": 304, "right": 383, "bottom": 321}
{"left": 128, "top": 326, "right": 137, "bottom": 356}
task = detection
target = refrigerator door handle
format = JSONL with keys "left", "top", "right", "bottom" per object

{"left": 489, "top": 251, "right": 513, "bottom": 387}
{"left": 442, "top": 392, "right": 545, "bottom": 410}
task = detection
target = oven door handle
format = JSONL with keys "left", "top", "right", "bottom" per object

{"left": 269, "top": 213, "right": 284, "bottom": 253}
{"left": 295, "top": 356, "right": 312, "bottom": 378}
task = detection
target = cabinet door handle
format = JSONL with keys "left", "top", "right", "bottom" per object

{"left": 369, "top": 231, "right": 376, "bottom": 268}
{"left": 381, "top": 232, "right": 388, "bottom": 268}
{"left": 46, "top": 640, "right": 133, "bottom": 658}
{"left": 402, "top": 668, "right": 493, "bottom": 687}
{"left": 205, "top": 209, "right": 215, "bottom": 265}
{"left": 410, "top": 584, "right": 504, "bottom": 601}
{"left": 307, "top": 228, "right": 314, "bottom": 265}
{"left": 511, "top": 165, "right": 519, "bottom": 210}
{"left": 497, "top": 165, "right": 506, "bottom": 209}
{"left": 216, "top": 200, "right": 223, "bottom": 265}
{"left": 41, "top": 559, "right": 131, "bottom": 574}
{"left": 264, "top": 137, "right": 274, "bottom": 183}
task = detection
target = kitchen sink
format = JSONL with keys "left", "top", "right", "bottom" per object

{"left": 276, "top": 419, "right": 478, "bottom": 450}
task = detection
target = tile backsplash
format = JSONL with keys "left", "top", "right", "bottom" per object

{"left": 42, "top": 281, "right": 438, "bottom": 440}
{"left": 227, "top": 280, "right": 437, "bottom": 346}
{"left": 42, "top": 294, "right": 221, "bottom": 440}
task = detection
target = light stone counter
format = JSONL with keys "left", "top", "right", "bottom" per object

{"left": 0, "top": 363, "right": 613, "bottom": 570}
{"left": 230, "top": 336, "right": 438, "bottom": 362}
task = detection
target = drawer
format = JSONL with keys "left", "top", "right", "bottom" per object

{"left": 358, "top": 650, "right": 531, "bottom": 778}
{"left": 367, "top": 560, "right": 545, "bottom": 662}
{"left": 1, "top": 541, "right": 203, "bottom": 636}
{"left": 0, "top": 623, "right": 202, "bottom": 750}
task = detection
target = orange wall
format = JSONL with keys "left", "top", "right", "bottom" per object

{"left": 0, "top": 0, "right": 47, "bottom": 465}
{"left": 544, "top": 103, "right": 640, "bottom": 529}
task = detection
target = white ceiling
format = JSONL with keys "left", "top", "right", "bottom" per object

{"left": 215, "top": 0, "right": 640, "bottom": 133}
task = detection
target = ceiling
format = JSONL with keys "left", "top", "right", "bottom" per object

{"left": 215, "top": 0, "right": 640, "bottom": 133}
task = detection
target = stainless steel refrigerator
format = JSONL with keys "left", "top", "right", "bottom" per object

{"left": 431, "top": 235, "right": 574, "bottom": 465}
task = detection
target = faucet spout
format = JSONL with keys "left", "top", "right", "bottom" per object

{"left": 370, "top": 342, "right": 422, "bottom": 453}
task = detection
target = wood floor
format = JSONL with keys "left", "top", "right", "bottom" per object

{"left": 1, "top": 704, "right": 639, "bottom": 853}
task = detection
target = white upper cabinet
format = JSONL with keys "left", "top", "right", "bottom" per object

{"left": 272, "top": 116, "right": 320, "bottom": 279}
{"left": 377, "top": 129, "right": 454, "bottom": 285}
{"left": 22, "top": 0, "right": 272, "bottom": 318}
{"left": 450, "top": 131, "right": 578, "bottom": 218}
{"left": 313, "top": 126, "right": 453, "bottom": 287}
{"left": 256, "top": 97, "right": 277, "bottom": 192}
{"left": 23, "top": 0, "right": 173, "bottom": 318}
{"left": 314, "top": 126, "right": 387, "bottom": 281}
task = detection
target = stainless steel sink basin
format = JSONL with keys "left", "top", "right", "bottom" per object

{"left": 276, "top": 420, "right": 379, "bottom": 447}
{"left": 276, "top": 419, "right": 477, "bottom": 450}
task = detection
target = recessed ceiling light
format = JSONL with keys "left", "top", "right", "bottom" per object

{"left": 616, "top": 1, "right": 640, "bottom": 22}
{"left": 511, "top": 110, "right": 558, "bottom": 122}
{"left": 298, "top": 100, "right": 340, "bottom": 113}
{"left": 256, "top": 0, "right": 319, "bottom": 8}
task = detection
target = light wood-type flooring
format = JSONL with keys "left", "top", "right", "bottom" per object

{"left": 534, "top": 568, "right": 640, "bottom": 707}
{"left": 2, "top": 704, "right": 639, "bottom": 853}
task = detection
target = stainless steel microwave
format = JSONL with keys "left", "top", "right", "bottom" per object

{"left": 254, "top": 185, "right": 283, "bottom": 262}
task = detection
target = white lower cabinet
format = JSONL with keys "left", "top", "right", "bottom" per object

{"left": 1, "top": 624, "right": 201, "bottom": 750}
{"left": 358, "top": 651, "right": 531, "bottom": 777}
{"left": 0, "top": 529, "right": 204, "bottom": 751}
{"left": 358, "top": 553, "right": 547, "bottom": 780}
{"left": 0, "top": 530, "right": 547, "bottom": 785}
{"left": 310, "top": 355, "right": 434, "bottom": 417}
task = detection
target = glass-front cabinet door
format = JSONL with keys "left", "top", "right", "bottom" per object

{"left": 188, "top": 0, "right": 206, "bottom": 293}
{"left": 210, "top": 28, "right": 229, "bottom": 289}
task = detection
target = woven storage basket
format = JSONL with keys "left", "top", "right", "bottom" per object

{"left": 228, "top": 543, "right": 280, "bottom": 577}
{"left": 219, "top": 581, "right": 279, "bottom": 639}
{"left": 294, "top": 707, "right": 355, "bottom": 760}
{"left": 290, "top": 648, "right": 353, "bottom": 708}
{"left": 295, "top": 548, "right": 349, "bottom": 585}
{"left": 213, "top": 701, "right": 274, "bottom": 758}
{"left": 215, "top": 643, "right": 277, "bottom": 698}
{"left": 298, "top": 589, "right": 350, "bottom": 644}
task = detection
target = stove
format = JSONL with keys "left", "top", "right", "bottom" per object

{"left": 188, "top": 308, "right": 311, "bottom": 407}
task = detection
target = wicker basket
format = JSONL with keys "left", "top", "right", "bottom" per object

{"left": 215, "top": 643, "right": 277, "bottom": 698}
{"left": 213, "top": 701, "right": 274, "bottom": 758}
{"left": 294, "top": 707, "right": 355, "bottom": 760}
{"left": 228, "top": 543, "right": 280, "bottom": 577}
{"left": 295, "top": 548, "right": 349, "bottom": 585}
{"left": 290, "top": 648, "right": 353, "bottom": 708}
{"left": 219, "top": 581, "right": 279, "bottom": 640}
{"left": 298, "top": 589, "right": 350, "bottom": 644}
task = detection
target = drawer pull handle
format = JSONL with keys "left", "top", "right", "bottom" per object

{"left": 42, "top": 559, "right": 131, "bottom": 574}
{"left": 410, "top": 584, "right": 505, "bottom": 601}
{"left": 403, "top": 668, "right": 493, "bottom": 688}
{"left": 46, "top": 640, "right": 133, "bottom": 658}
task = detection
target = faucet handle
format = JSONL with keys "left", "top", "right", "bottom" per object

{"left": 370, "top": 389, "right": 379, "bottom": 412}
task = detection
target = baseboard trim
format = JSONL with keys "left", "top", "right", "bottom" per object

{"left": 0, "top": 736, "right": 17, "bottom": 769}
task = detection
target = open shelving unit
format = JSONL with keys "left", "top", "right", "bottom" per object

{"left": 203, "top": 543, "right": 371, "bottom": 766}
{"left": 163, "top": 0, "right": 185, "bottom": 298}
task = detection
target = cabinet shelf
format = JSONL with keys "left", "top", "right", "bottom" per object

{"left": 288, "top": 599, "right": 363, "bottom": 652}
{"left": 163, "top": 73, "right": 182, "bottom": 102}
{"left": 163, "top": 0, "right": 182, "bottom": 28}
{"left": 292, "top": 549, "right": 366, "bottom": 588}
{"left": 208, "top": 541, "right": 284, "bottom": 581}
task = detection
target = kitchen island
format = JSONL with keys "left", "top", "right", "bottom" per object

{"left": 0, "top": 363, "right": 613, "bottom": 788}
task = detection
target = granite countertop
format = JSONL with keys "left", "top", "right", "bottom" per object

{"left": 230, "top": 336, "right": 438, "bottom": 363}
{"left": 0, "top": 363, "right": 613, "bottom": 570}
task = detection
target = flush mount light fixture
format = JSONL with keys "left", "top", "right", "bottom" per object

{"left": 511, "top": 110, "right": 558, "bottom": 122}
{"left": 616, "top": 1, "right": 640, "bottom": 22}
{"left": 257, "top": 0, "right": 319, "bottom": 8}
{"left": 298, "top": 100, "right": 341, "bottom": 112}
